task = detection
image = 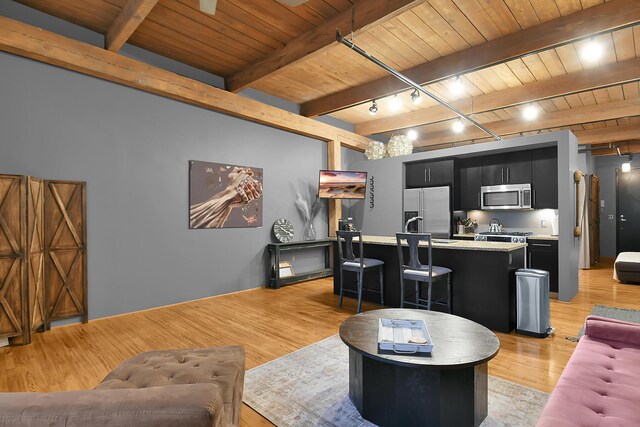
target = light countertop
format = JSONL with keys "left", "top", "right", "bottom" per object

{"left": 528, "top": 235, "right": 558, "bottom": 240}
{"left": 357, "top": 235, "right": 527, "bottom": 252}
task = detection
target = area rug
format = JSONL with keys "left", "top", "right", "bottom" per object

{"left": 566, "top": 304, "right": 640, "bottom": 341}
{"left": 243, "top": 334, "right": 548, "bottom": 427}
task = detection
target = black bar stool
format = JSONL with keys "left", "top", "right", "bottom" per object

{"left": 336, "top": 230, "right": 384, "bottom": 313}
{"left": 396, "top": 232, "right": 451, "bottom": 312}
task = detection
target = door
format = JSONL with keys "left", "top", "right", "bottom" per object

{"left": 458, "top": 157, "right": 482, "bottom": 210}
{"left": 44, "top": 180, "right": 87, "bottom": 326}
{"left": 531, "top": 147, "right": 558, "bottom": 209}
{"left": 481, "top": 154, "right": 505, "bottom": 186}
{"left": 505, "top": 151, "right": 531, "bottom": 184}
{"left": 427, "top": 159, "right": 454, "bottom": 186}
{"left": 617, "top": 168, "right": 640, "bottom": 253}
{"left": 27, "top": 177, "right": 45, "bottom": 333}
{"left": 588, "top": 175, "right": 600, "bottom": 265}
{"left": 421, "top": 186, "right": 450, "bottom": 238}
{"left": 0, "top": 175, "right": 26, "bottom": 342}
{"left": 405, "top": 162, "right": 427, "bottom": 188}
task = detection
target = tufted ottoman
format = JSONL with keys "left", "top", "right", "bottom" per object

{"left": 0, "top": 345, "right": 245, "bottom": 427}
{"left": 537, "top": 316, "right": 640, "bottom": 427}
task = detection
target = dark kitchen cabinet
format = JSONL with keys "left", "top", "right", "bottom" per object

{"left": 456, "top": 157, "right": 482, "bottom": 210}
{"left": 406, "top": 159, "right": 454, "bottom": 188}
{"left": 528, "top": 239, "right": 558, "bottom": 293}
{"left": 481, "top": 151, "right": 531, "bottom": 186}
{"left": 531, "top": 147, "right": 558, "bottom": 209}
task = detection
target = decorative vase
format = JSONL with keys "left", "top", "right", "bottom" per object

{"left": 303, "top": 219, "right": 316, "bottom": 241}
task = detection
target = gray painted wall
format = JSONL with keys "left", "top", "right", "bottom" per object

{"left": 595, "top": 155, "right": 629, "bottom": 257}
{"left": 344, "top": 131, "right": 580, "bottom": 301}
{"left": 0, "top": 51, "right": 330, "bottom": 319}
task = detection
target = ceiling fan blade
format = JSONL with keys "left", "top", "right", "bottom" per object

{"left": 199, "top": 0, "right": 217, "bottom": 15}
{"left": 276, "top": 0, "right": 309, "bottom": 6}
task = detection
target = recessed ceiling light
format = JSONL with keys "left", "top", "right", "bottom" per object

{"left": 452, "top": 119, "right": 464, "bottom": 133}
{"left": 390, "top": 94, "right": 402, "bottom": 111}
{"left": 407, "top": 129, "right": 418, "bottom": 141}
{"left": 450, "top": 77, "right": 464, "bottom": 96}
{"left": 581, "top": 39, "right": 603, "bottom": 62}
{"left": 369, "top": 100, "right": 378, "bottom": 115}
{"left": 522, "top": 105, "right": 539, "bottom": 121}
{"left": 411, "top": 89, "right": 422, "bottom": 105}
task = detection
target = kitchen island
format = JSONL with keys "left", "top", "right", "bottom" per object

{"left": 333, "top": 235, "right": 526, "bottom": 333}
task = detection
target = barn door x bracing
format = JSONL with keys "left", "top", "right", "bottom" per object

{"left": 44, "top": 180, "right": 87, "bottom": 327}
{"left": 0, "top": 175, "right": 26, "bottom": 342}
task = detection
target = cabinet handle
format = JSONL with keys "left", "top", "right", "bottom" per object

{"left": 531, "top": 243, "right": 552, "bottom": 247}
{"left": 425, "top": 169, "right": 427, "bottom": 182}
{"left": 506, "top": 167, "right": 510, "bottom": 183}
{"left": 428, "top": 168, "right": 431, "bottom": 182}
{"left": 501, "top": 169, "right": 504, "bottom": 183}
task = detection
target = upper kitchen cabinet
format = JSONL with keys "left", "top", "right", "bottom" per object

{"left": 481, "top": 151, "right": 531, "bottom": 186}
{"left": 406, "top": 159, "right": 454, "bottom": 188}
{"left": 456, "top": 157, "right": 482, "bottom": 210}
{"left": 531, "top": 147, "right": 558, "bottom": 209}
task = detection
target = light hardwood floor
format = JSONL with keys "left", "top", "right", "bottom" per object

{"left": 1, "top": 259, "right": 639, "bottom": 426}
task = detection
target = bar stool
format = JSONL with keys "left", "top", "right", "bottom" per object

{"left": 396, "top": 232, "right": 451, "bottom": 312}
{"left": 336, "top": 230, "right": 384, "bottom": 313}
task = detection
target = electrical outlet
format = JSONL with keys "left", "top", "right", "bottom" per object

{"left": 292, "top": 256, "right": 296, "bottom": 262}
{"left": 608, "top": 214, "right": 614, "bottom": 220}
{"left": 541, "top": 220, "right": 546, "bottom": 227}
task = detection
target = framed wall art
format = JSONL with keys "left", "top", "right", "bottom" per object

{"left": 189, "top": 160, "right": 263, "bottom": 229}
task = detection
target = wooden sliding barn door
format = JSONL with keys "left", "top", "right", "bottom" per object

{"left": 27, "top": 177, "right": 45, "bottom": 333}
{"left": 44, "top": 180, "right": 87, "bottom": 327}
{"left": 0, "top": 175, "right": 27, "bottom": 343}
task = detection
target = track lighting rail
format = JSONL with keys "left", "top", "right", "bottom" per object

{"left": 336, "top": 29, "right": 501, "bottom": 142}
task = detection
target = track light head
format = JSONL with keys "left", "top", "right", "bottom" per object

{"left": 411, "top": 89, "right": 421, "bottom": 105}
{"left": 369, "top": 100, "right": 378, "bottom": 115}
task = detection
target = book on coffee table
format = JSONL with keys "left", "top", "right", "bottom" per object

{"left": 378, "top": 318, "right": 433, "bottom": 354}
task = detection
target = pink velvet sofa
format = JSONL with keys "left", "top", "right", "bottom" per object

{"left": 537, "top": 315, "right": 640, "bottom": 427}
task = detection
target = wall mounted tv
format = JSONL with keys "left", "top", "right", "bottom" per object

{"left": 318, "top": 170, "right": 367, "bottom": 199}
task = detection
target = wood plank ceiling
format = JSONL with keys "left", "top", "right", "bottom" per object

{"left": 9, "top": 0, "right": 640, "bottom": 154}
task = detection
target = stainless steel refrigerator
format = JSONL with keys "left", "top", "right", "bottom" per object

{"left": 403, "top": 186, "right": 451, "bottom": 238}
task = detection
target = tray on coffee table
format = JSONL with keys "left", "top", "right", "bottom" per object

{"left": 378, "top": 318, "right": 433, "bottom": 354}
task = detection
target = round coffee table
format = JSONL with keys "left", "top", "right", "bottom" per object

{"left": 339, "top": 308, "right": 500, "bottom": 427}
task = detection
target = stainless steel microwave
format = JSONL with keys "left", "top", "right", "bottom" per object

{"left": 481, "top": 183, "right": 532, "bottom": 210}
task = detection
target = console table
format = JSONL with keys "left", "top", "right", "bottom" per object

{"left": 267, "top": 239, "right": 332, "bottom": 288}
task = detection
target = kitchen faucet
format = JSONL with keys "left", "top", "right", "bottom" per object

{"left": 404, "top": 216, "right": 423, "bottom": 233}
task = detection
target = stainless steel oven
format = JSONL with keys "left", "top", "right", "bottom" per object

{"left": 481, "top": 183, "right": 532, "bottom": 210}
{"left": 475, "top": 231, "right": 532, "bottom": 266}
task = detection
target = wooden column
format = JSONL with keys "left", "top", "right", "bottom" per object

{"left": 328, "top": 139, "right": 341, "bottom": 237}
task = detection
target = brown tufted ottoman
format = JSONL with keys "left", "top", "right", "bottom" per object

{"left": 0, "top": 345, "right": 245, "bottom": 427}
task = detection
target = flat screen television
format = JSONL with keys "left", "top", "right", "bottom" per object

{"left": 318, "top": 170, "right": 367, "bottom": 199}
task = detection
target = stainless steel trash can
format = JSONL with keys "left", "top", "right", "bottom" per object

{"left": 516, "top": 268, "right": 554, "bottom": 338}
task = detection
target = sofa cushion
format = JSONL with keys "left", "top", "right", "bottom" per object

{"left": 537, "top": 316, "right": 640, "bottom": 427}
{"left": 96, "top": 345, "right": 244, "bottom": 427}
{"left": 0, "top": 383, "right": 223, "bottom": 427}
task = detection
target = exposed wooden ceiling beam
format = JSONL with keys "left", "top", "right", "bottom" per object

{"left": 0, "top": 16, "right": 369, "bottom": 151}
{"left": 414, "top": 98, "right": 640, "bottom": 148}
{"left": 225, "top": 0, "right": 427, "bottom": 93}
{"left": 105, "top": 0, "right": 159, "bottom": 52}
{"left": 589, "top": 140, "right": 640, "bottom": 156}
{"left": 357, "top": 58, "right": 640, "bottom": 136}
{"left": 574, "top": 123, "right": 640, "bottom": 145}
{"left": 301, "top": 0, "right": 640, "bottom": 118}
